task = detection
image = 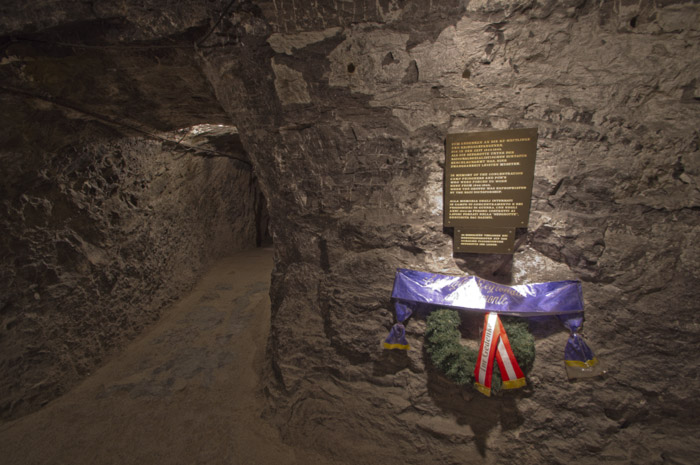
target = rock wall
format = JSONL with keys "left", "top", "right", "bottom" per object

{"left": 0, "top": 96, "right": 259, "bottom": 419}
{"left": 199, "top": 1, "right": 700, "bottom": 463}
{"left": 1, "top": 0, "right": 699, "bottom": 463}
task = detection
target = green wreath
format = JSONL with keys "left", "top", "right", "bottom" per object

{"left": 425, "top": 309, "right": 535, "bottom": 394}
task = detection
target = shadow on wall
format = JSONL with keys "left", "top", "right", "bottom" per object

{"left": 254, "top": 183, "right": 272, "bottom": 247}
{"left": 371, "top": 346, "right": 527, "bottom": 457}
{"left": 425, "top": 361, "right": 528, "bottom": 457}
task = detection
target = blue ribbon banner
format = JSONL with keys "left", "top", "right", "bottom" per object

{"left": 383, "top": 268, "right": 599, "bottom": 377}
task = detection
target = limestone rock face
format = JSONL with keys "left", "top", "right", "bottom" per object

{"left": 0, "top": 100, "right": 259, "bottom": 419}
{"left": 199, "top": 1, "right": 700, "bottom": 463}
{"left": 1, "top": 0, "right": 700, "bottom": 463}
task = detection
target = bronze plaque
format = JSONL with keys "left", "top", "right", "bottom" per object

{"left": 445, "top": 128, "right": 537, "bottom": 254}
{"left": 454, "top": 227, "right": 515, "bottom": 254}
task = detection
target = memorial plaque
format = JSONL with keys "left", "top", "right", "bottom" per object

{"left": 444, "top": 128, "right": 538, "bottom": 254}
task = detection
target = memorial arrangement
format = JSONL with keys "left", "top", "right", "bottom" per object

{"left": 383, "top": 269, "right": 600, "bottom": 395}
{"left": 384, "top": 128, "right": 601, "bottom": 394}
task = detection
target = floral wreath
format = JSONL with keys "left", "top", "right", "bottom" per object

{"left": 424, "top": 309, "right": 535, "bottom": 394}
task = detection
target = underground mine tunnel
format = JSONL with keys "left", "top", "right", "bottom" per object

{"left": 1, "top": 1, "right": 699, "bottom": 464}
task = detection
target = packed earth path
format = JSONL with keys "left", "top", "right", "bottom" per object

{"left": 0, "top": 247, "right": 342, "bottom": 465}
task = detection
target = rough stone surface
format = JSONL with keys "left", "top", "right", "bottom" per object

{"left": 0, "top": 99, "right": 259, "bottom": 420}
{"left": 199, "top": 1, "right": 700, "bottom": 463}
{"left": 2, "top": 0, "right": 700, "bottom": 463}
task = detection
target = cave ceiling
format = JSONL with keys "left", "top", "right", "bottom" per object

{"left": 0, "top": 3, "right": 239, "bottom": 156}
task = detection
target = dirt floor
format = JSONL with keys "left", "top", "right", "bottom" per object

{"left": 0, "top": 247, "right": 342, "bottom": 465}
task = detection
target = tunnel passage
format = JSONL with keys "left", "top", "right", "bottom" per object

{"left": 0, "top": 20, "right": 270, "bottom": 421}
{"left": 2, "top": 2, "right": 700, "bottom": 464}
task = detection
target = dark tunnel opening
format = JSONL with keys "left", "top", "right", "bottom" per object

{"left": 0, "top": 117, "right": 270, "bottom": 421}
{"left": 0, "top": 16, "right": 272, "bottom": 419}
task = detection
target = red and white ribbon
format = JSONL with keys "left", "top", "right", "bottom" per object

{"left": 474, "top": 312, "right": 526, "bottom": 396}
